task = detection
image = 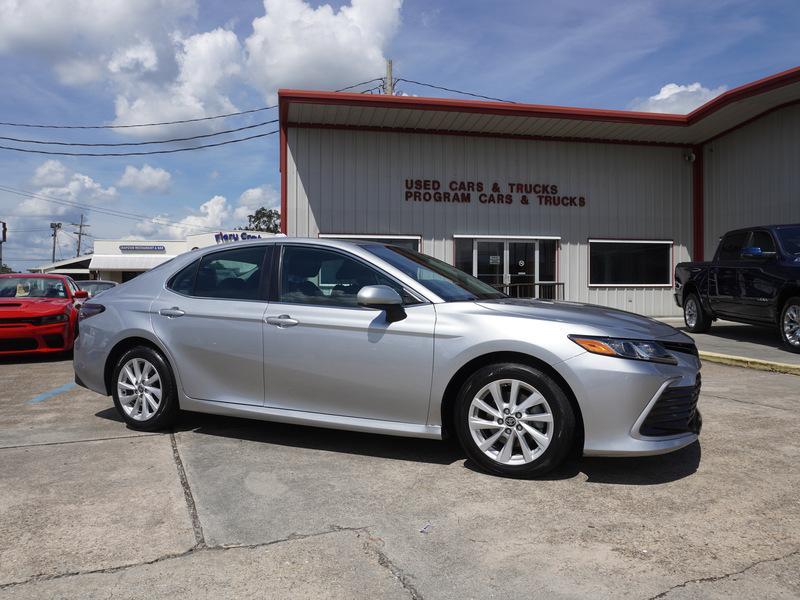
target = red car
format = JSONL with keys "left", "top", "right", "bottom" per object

{"left": 0, "top": 274, "right": 88, "bottom": 356}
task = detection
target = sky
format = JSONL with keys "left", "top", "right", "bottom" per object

{"left": 0, "top": 0, "right": 798, "bottom": 271}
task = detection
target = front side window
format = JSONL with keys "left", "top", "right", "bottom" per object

{"left": 0, "top": 277, "right": 67, "bottom": 298}
{"left": 168, "top": 247, "right": 267, "bottom": 300}
{"left": 279, "top": 245, "right": 415, "bottom": 307}
{"left": 589, "top": 240, "right": 671, "bottom": 286}
{"left": 750, "top": 231, "right": 776, "bottom": 254}
{"left": 776, "top": 226, "right": 800, "bottom": 256}
{"left": 363, "top": 244, "right": 506, "bottom": 302}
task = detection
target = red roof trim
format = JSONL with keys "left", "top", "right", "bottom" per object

{"left": 279, "top": 65, "right": 800, "bottom": 132}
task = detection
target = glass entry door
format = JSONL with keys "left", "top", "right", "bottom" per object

{"left": 456, "top": 238, "right": 558, "bottom": 299}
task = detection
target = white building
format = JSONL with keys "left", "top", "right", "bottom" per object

{"left": 278, "top": 66, "right": 800, "bottom": 317}
{"left": 34, "top": 230, "right": 274, "bottom": 282}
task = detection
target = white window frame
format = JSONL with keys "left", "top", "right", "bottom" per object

{"left": 318, "top": 234, "right": 423, "bottom": 252}
{"left": 587, "top": 238, "right": 674, "bottom": 288}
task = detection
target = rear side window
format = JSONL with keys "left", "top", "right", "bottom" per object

{"left": 750, "top": 231, "right": 776, "bottom": 253}
{"left": 194, "top": 246, "right": 267, "bottom": 300}
{"left": 168, "top": 260, "right": 199, "bottom": 295}
{"left": 718, "top": 232, "right": 749, "bottom": 260}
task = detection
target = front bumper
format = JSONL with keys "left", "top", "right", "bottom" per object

{"left": 557, "top": 341, "right": 702, "bottom": 457}
{"left": 0, "top": 322, "right": 73, "bottom": 355}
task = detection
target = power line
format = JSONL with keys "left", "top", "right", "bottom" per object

{"left": 394, "top": 78, "right": 516, "bottom": 103}
{"left": 0, "top": 130, "right": 277, "bottom": 156}
{"left": 0, "top": 119, "right": 278, "bottom": 147}
{"left": 0, "top": 185, "right": 221, "bottom": 233}
{"left": 0, "top": 105, "right": 278, "bottom": 130}
{"left": 335, "top": 78, "right": 385, "bottom": 92}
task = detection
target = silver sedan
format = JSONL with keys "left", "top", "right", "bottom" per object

{"left": 74, "top": 238, "right": 701, "bottom": 477}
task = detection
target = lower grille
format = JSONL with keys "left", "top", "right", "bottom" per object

{"left": 640, "top": 375, "right": 701, "bottom": 437}
{"left": 0, "top": 338, "right": 38, "bottom": 352}
{"left": 43, "top": 334, "right": 65, "bottom": 348}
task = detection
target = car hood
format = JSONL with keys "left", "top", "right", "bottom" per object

{"left": 475, "top": 298, "right": 685, "bottom": 340}
{"left": 0, "top": 298, "right": 71, "bottom": 317}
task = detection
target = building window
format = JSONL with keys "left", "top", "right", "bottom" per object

{"left": 589, "top": 240, "right": 672, "bottom": 286}
{"left": 318, "top": 234, "right": 421, "bottom": 252}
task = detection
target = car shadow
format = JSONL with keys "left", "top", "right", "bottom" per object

{"left": 0, "top": 352, "right": 72, "bottom": 365}
{"left": 95, "top": 408, "right": 702, "bottom": 483}
{"left": 679, "top": 322, "right": 786, "bottom": 352}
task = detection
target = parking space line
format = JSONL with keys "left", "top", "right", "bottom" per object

{"left": 27, "top": 382, "right": 77, "bottom": 404}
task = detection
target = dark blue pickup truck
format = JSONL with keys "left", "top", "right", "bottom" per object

{"left": 674, "top": 224, "right": 800, "bottom": 352}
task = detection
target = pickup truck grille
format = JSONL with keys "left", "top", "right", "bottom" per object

{"left": 640, "top": 375, "right": 702, "bottom": 437}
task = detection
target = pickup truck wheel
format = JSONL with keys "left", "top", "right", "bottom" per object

{"left": 684, "top": 293, "right": 711, "bottom": 333}
{"left": 780, "top": 297, "right": 800, "bottom": 353}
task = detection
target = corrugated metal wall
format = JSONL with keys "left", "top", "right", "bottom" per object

{"left": 286, "top": 128, "right": 693, "bottom": 316}
{"left": 704, "top": 104, "right": 800, "bottom": 258}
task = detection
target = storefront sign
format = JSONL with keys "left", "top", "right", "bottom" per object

{"left": 213, "top": 231, "right": 264, "bottom": 244}
{"left": 119, "top": 244, "right": 166, "bottom": 252}
{"left": 403, "top": 179, "right": 586, "bottom": 207}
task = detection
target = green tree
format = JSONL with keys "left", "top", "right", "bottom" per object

{"left": 242, "top": 207, "right": 280, "bottom": 233}
{"left": 0, "top": 263, "right": 12, "bottom": 274}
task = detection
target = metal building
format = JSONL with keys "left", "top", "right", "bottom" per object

{"left": 279, "top": 67, "right": 800, "bottom": 316}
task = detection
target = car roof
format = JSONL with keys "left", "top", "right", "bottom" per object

{"left": 0, "top": 273, "right": 67, "bottom": 279}
{"left": 725, "top": 223, "right": 800, "bottom": 234}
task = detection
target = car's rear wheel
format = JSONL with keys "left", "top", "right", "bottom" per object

{"left": 683, "top": 292, "right": 711, "bottom": 333}
{"left": 112, "top": 346, "right": 178, "bottom": 431}
{"left": 454, "top": 363, "right": 575, "bottom": 478}
{"left": 779, "top": 297, "right": 800, "bottom": 353}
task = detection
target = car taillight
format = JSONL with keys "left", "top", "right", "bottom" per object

{"left": 79, "top": 303, "right": 105, "bottom": 321}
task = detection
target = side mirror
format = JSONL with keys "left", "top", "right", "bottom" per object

{"left": 357, "top": 285, "right": 406, "bottom": 322}
{"left": 74, "top": 290, "right": 89, "bottom": 299}
{"left": 741, "top": 247, "right": 775, "bottom": 260}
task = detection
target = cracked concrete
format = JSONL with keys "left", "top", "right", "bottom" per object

{"left": 0, "top": 358, "right": 798, "bottom": 599}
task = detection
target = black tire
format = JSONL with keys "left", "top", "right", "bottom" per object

{"left": 779, "top": 297, "right": 800, "bottom": 354}
{"left": 683, "top": 292, "right": 712, "bottom": 333}
{"left": 111, "top": 346, "right": 179, "bottom": 431}
{"left": 454, "top": 363, "right": 575, "bottom": 478}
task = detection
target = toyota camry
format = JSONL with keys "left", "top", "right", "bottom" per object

{"left": 74, "top": 238, "right": 701, "bottom": 477}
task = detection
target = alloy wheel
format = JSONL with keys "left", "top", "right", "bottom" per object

{"left": 468, "top": 378, "right": 553, "bottom": 466}
{"left": 783, "top": 305, "right": 800, "bottom": 347}
{"left": 117, "top": 358, "right": 162, "bottom": 421}
{"left": 685, "top": 298, "right": 698, "bottom": 328}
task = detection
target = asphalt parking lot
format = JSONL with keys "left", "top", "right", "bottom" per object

{"left": 0, "top": 357, "right": 798, "bottom": 599}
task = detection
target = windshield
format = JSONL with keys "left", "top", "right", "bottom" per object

{"left": 81, "top": 282, "right": 115, "bottom": 294}
{"left": 0, "top": 277, "right": 67, "bottom": 298}
{"left": 364, "top": 244, "right": 507, "bottom": 302}
{"left": 776, "top": 226, "right": 800, "bottom": 255}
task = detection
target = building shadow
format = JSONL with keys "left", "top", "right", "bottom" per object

{"left": 95, "top": 408, "right": 701, "bottom": 483}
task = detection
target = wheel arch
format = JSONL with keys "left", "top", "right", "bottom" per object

{"left": 103, "top": 336, "right": 175, "bottom": 397}
{"left": 776, "top": 286, "right": 800, "bottom": 318}
{"left": 439, "top": 351, "right": 584, "bottom": 454}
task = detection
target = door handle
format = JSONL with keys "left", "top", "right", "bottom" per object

{"left": 265, "top": 314, "right": 299, "bottom": 328}
{"left": 159, "top": 307, "right": 185, "bottom": 318}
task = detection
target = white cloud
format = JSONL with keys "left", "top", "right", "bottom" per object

{"left": 112, "top": 28, "right": 243, "bottom": 136}
{"left": 632, "top": 82, "right": 728, "bottom": 114}
{"left": 118, "top": 164, "right": 172, "bottom": 193}
{"left": 32, "top": 160, "right": 69, "bottom": 187}
{"left": 137, "top": 195, "right": 231, "bottom": 239}
{"left": 245, "top": 0, "right": 401, "bottom": 102}
{"left": 108, "top": 40, "right": 159, "bottom": 74}
{"left": 233, "top": 184, "right": 280, "bottom": 220}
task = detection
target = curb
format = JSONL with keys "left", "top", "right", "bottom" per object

{"left": 699, "top": 351, "right": 800, "bottom": 376}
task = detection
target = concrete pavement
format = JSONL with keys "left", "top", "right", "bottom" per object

{"left": 0, "top": 357, "right": 798, "bottom": 599}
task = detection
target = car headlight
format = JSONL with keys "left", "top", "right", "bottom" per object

{"left": 568, "top": 335, "right": 678, "bottom": 365}
{"left": 39, "top": 313, "right": 69, "bottom": 325}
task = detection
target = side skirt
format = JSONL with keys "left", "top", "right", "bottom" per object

{"left": 180, "top": 396, "right": 443, "bottom": 440}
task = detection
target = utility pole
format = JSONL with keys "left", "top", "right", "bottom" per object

{"left": 0, "top": 220, "right": 6, "bottom": 269}
{"left": 50, "top": 222, "right": 61, "bottom": 263}
{"left": 385, "top": 58, "right": 394, "bottom": 96}
{"left": 71, "top": 214, "right": 88, "bottom": 256}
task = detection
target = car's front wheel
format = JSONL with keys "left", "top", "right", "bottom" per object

{"left": 112, "top": 346, "right": 178, "bottom": 431}
{"left": 779, "top": 297, "right": 800, "bottom": 353}
{"left": 454, "top": 363, "right": 575, "bottom": 478}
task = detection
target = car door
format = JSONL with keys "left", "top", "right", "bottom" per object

{"left": 738, "top": 230, "right": 782, "bottom": 322}
{"left": 263, "top": 244, "right": 436, "bottom": 425}
{"left": 710, "top": 231, "right": 749, "bottom": 318}
{"left": 151, "top": 245, "right": 270, "bottom": 405}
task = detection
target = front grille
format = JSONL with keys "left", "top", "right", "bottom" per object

{"left": 43, "top": 334, "right": 65, "bottom": 348}
{"left": 0, "top": 338, "right": 38, "bottom": 352}
{"left": 640, "top": 375, "right": 701, "bottom": 437}
{"left": 0, "top": 317, "right": 39, "bottom": 326}
{"left": 661, "top": 340, "right": 699, "bottom": 357}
